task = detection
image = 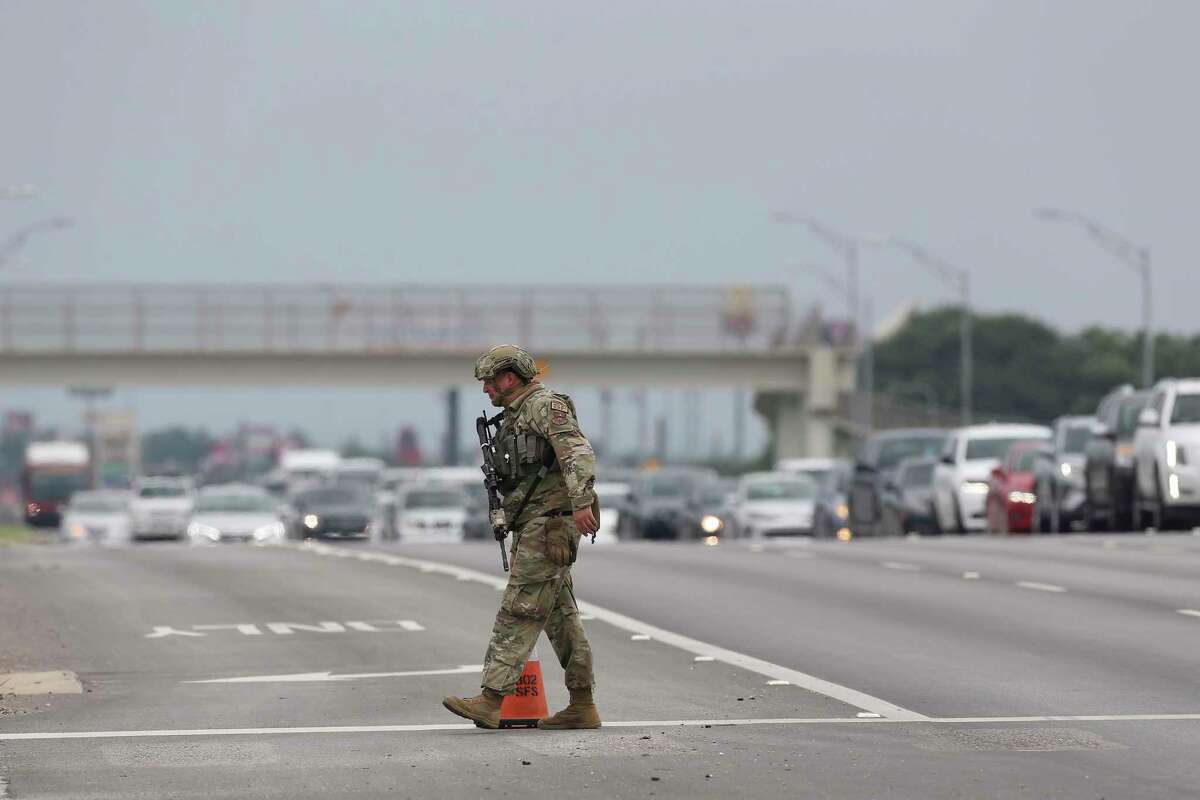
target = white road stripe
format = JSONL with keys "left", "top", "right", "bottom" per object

{"left": 962, "top": 572, "right": 980, "bottom": 580}
{"left": 880, "top": 561, "right": 922, "bottom": 571}
{"left": 184, "top": 665, "right": 484, "bottom": 684}
{"left": 1178, "top": 609, "right": 1200, "bottom": 619}
{"left": 295, "top": 543, "right": 929, "bottom": 721}
{"left": 693, "top": 656, "right": 715, "bottom": 662}
{"left": 7, "top": 714, "right": 1200, "bottom": 741}
{"left": 1016, "top": 581, "right": 1067, "bottom": 593}
{"left": 630, "top": 634, "right": 651, "bottom": 641}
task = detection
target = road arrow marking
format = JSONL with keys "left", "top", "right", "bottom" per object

{"left": 184, "top": 665, "right": 483, "bottom": 684}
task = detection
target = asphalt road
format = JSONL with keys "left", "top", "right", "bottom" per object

{"left": 2, "top": 531, "right": 1200, "bottom": 799}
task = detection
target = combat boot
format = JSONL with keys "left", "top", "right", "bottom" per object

{"left": 537, "top": 687, "right": 601, "bottom": 730}
{"left": 442, "top": 688, "right": 503, "bottom": 729}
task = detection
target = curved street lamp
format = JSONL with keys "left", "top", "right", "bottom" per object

{"left": 1034, "top": 208, "right": 1153, "bottom": 388}
{"left": 877, "top": 236, "right": 973, "bottom": 426}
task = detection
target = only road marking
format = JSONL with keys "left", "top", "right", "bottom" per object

{"left": 185, "top": 665, "right": 484, "bottom": 684}
{"left": 1016, "top": 581, "right": 1067, "bottom": 593}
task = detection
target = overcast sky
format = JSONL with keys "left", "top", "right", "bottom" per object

{"left": 3, "top": 1, "right": 1197, "bottom": 451}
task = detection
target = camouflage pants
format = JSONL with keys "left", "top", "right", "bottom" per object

{"left": 480, "top": 515, "right": 595, "bottom": 694}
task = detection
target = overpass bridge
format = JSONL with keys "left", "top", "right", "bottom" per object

{"left": 0, "top": 283, "right": 858, "bottom": 458}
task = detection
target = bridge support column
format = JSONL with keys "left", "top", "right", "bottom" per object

{"left": 754, "top": 348, "right": 840, "bottom": 461}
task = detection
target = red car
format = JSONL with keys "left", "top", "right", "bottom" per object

{"left": 985, "top": 441, "right": 1054, "bottom": 534}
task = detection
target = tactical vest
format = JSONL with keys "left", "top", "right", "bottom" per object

{"left": 495, "top": 390, "right": 576, "bottom": 494}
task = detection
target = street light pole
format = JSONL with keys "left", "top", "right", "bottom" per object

{"left": 773, "top": 212, "right": 871, "bottom": 431}
{"left": 884, "top": 237, "right": 973, "bottom": 426}
{"left": 1034, "top": 208, "right": 1154, "bottom": 387}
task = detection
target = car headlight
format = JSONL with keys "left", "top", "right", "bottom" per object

{"left": 303, "top": 514, "right": 320, "bottom": 529}
{"left": 1059, "top": 462, "right": 1072, "bottom": 478}
{"left": 961, "top": 481, "right": 989, "bottom": 495}
{"left": 1167, "top": 440, "right": 1187, "bottom": 468}
{"left": 253, "top": 522, "right": 286, "bottom": 543}
{"left": 835, "top": 503, "right": 849, "bottom": 520}
{"left": 67, "top": 522, "right": 86, "bottom": 539}
{"left": 1008, "top": 491, "right": 1036, "bottom": 505}
{"left": 187, "top": 522, "right": 220, "bottom": 541}
{"left": 700, "top": 514, "right": 724, "bottom": 534}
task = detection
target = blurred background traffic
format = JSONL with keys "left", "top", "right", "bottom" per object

{"left": 2, "top": 2, "right": 1198, "bottom": 550}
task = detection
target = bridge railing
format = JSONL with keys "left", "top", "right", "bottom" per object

{"left": 0, "top": 283, "right": 795, "bottom": 354}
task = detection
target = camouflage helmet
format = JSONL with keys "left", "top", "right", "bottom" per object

{"left": 473, "top": 344, "right": 538, "bottom": 381}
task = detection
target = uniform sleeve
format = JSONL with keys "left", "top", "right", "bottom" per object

{"left": 529, "top": 395, "right": 597, "bottom": 511}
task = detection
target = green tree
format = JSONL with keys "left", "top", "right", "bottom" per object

{"left": 141, "top": 426, "right": 215, "bottom": 473}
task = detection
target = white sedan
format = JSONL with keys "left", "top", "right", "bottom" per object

{"left": 730, "top": 472, "right": 817, "bottom": 538}
{"left": 187, "top": 486, "right": 287, "bottom": 545}
{"left": 394, "top": 485, "right": 470, "bottom": 544}
{"left": 60, "top": 490, "right": 131, "bottom": 545}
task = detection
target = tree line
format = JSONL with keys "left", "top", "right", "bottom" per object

{"left": 875, "top": 306, "right": 1200, "bottom": 423}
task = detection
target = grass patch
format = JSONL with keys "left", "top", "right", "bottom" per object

{"left": 0, "top": 524, "right": 35, "bottom": 546}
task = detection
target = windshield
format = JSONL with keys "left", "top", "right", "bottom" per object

{"left": 644, "top": 480, "right": 686, "bottom": 498}
{"left": 195, "top": 494, "right": 276, "bottom": 512}
{"left": 138, "top": 486, "right": 188, "bottom": 498}
{"left": 1116, "top": 396, "right": 1149, "bottom": 437}
{"left": 746, "top": 479, "right": 814, "bottom": 501}
{"left": 1062, "top": 425, "right": 1092, "bottom": 454}
{"left": 404, "top": 490, "right": 466, "bottom": 509}
{"left": 1171, "top": 394, "right": 1200, "bottom": 424}
{"left": 299, "top": 488, "right": 361, "bottom": 505}
{"left": 70, "top": 495, "right": 127, "bottom": 512}
{"left": 875, "top": 436, "right": 944, "bottom": 470}
{"left": 965, "top": 436, "right": 1044, "bottom": 461}
{"left": 30, "top": 473, "right": 89, "bottom": 500}
{"left": 1013, "top": 451, "right": 1043, "bottom": 472}
{"left": 900, "top": 463, "right": 934, "bottom": 487}
{"left": 699, "top": 486, "right": 732, "bottom": 505}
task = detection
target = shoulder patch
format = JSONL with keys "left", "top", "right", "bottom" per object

{"left": 549, "top": 399, "right": 570, "bottom": 413}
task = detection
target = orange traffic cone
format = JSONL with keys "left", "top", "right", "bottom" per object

{"left": 499, "top": 648, "right": 550, "bottom": 729}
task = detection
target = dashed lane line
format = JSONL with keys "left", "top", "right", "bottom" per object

{"left": 880, "top": 561, "right": 922, "bottom": 572}
{"left": 296, "top": 542, "right": 929, "bottom": 722}
{"left": 6, "top": 714, "right": 1200, "bottom": 742}
{"left": 1179, "top": 609, "right": 1200, "bottom": 619}
{"left": 1016, "top": 581, "right": 1068, "bottom": 593}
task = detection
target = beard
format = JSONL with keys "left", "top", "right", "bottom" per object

{"left": 488, "top": 392, "right": 505, "bottom": 407}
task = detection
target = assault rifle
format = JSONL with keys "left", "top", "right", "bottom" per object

{"left": 476, "top": 410, "right": 560, "bottom": 572}
{"left": 476, "top": 410, "right": 510, "bottom": 572}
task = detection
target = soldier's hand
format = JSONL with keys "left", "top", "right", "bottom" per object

{"left": 573, "top": 507, "right": 599, "bottom": 536}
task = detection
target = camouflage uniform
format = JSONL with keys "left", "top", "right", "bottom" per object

{"left": 480, "top": 379, "right": 598, "bottom": 695}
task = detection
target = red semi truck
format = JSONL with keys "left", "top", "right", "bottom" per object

{"left": 22, "top": 441, "right": 91, "bottom": 527}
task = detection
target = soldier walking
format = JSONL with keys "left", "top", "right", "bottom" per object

{"left": 443, "top": 345, "right": 602, "bottom": 730}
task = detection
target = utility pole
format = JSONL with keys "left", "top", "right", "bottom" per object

{"left": 444, "top": 387, "right": 459, "bottom": 465}
{"left": 1035, "top": 208, "right": 1154, "bottom": 387}
{"left": 883, "top": 237, "right": 973, "bottom": 426}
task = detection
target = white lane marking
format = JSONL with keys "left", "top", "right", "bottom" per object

{"left": 579, "top": 614, "right": 597, "bottom": 621}
{"left": 145, "top": 626, "right": 205, "bottom": 638}
{"left": 345, "top": 621, "right": 381, "bottom": 632}
{"left": 194, "top": 624, "right": 263, "bottom": 636}
{"left": 398, "top": 620, "right": 426, "bottom": 632}
{"left": 9, "top": 714, "right": 1200, "bottom": 741}
{"left": 880, "top": 561, "right": 922, "bottom": 572}
{"left": 185, "top": 665, "right": 484, "bottom": 684}
{"left": 693, "top": 656, "right": 715, "bottom": 662}
{"left": 857, "top": 712, "right": 882, "bottom": 718}
{"left": 962, "top": 572, "right": 980, "bottom": 580}
{"left": 766, "top": 680, "right": 790, "bottom": 686}
{"left": 266, "top": 622, "right": 346, "bottom": 635}
{"left": 1016, "top": 581, "right": 1067, "bottom": 593}
{"left": 295, "top": 543, "right": 928, "bottom": 721}
{"left": 630, "top": 634, "right": 651, "bottom": 641}
{"left": 1102, "top": 540, "right": 1118, "bottom": 549}
{"left": 1178, "top": 609, "right": 1200, "bottom": 619}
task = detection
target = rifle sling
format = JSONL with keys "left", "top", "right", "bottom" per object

{"left": 509, "top": 447, "right": 558, "bottom": 552}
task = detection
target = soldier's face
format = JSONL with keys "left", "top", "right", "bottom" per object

{"left": 482, "top": 372, "right": 521, "bottom": 406}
